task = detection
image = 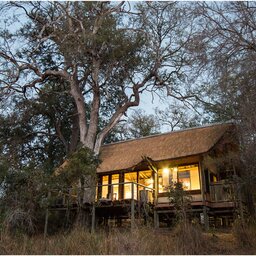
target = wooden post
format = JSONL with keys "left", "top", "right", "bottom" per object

{"left": 144, "top": 156, "right": 158, "bottom": 228}
{"left": 119, "top": 173, "right": 124, "bottom": 200}
{"left": 154, "top": 209, "right": 159, "bottom": 228}
{"left": 199, "top": 159, "right": 209, "bottom": 230}
{"left": 144, "top": 156, "right": 158, "bottom": 206}
{"left": 199, "top": 159, "right": 206, "bottom": 203}
{"left": 91, "top": 203, "right": 96, "bottom": 233}
{"left": 44, "top": 208, "right": 49, "bottom": 239}
{"left": 65, "top": 188, "right": 71, "bottom": 228}
{"left": 154, "top": 169, "right": 158, "bottom": 206}
{"left": 131, "top": 182, "right": 135, "bottom": 229}
{"left": 44, "top": 191, "right": 51, "bottom": 240}
{"left": 203, "top": 206, "right": 209, "bottom": 230}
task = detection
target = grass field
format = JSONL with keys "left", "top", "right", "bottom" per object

{"left": 0, "top": 223, "right": 255, "bottom": 255}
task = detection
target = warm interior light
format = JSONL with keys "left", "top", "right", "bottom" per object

{"left": 181, "top": 179, "right": 191, "bottom": 190}
{"left": 125, "top": 191, "right": 131, "bottom": 199}
{"left": 163, "top": 168, "right": 169, "bottom": 174}
{"left": 173, "top": 167, "right": 178, "bottom": 172}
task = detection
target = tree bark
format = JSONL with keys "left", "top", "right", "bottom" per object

{"left": 93, "top": 84, "right": 142, "bottom": 154}
{"left": 70, "top": 81, "right": 88, "bottom": 145}
{"left": 69, "top": 112, "right": 80, "bottom": 153}
{"left": 84, "top": 59, "right": 100, "bottom": 150}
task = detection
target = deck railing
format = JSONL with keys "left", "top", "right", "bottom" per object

{"left": 209, "top": 181, "right": 234, "bottom": 202}
{"left": 96, "top": 182, "right": 155, "bottom": 204}
{"left": 48, "top": 182, "right": 155, "bottom": 207}
{"left": 49, "top": 187, "right": 80, "bottom": 207}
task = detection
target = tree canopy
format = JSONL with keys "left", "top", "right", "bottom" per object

{"left": 1, "top": 1, "right": 256, "bottom": 224}
{"left": 0, "top": 2, "right": 196, "bottom": 157}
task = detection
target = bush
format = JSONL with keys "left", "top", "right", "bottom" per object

{"left": 232, "top": 219, "right": 256, "bottom": 248}
{"left": 173, "top": 222, "right": 206, "bottom": 255}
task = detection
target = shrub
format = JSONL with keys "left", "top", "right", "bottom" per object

{"left": 232, "top": 219, "right": 256, "bottom": 248}
{"left": 173, "top": 222, "right": 206, "bottom": 255}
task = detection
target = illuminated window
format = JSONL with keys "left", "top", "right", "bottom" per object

{"left": 101, "top": 174, "right": 120, "bottom": 200}
{"left": 178, "top": 165, "right": 200, "bottom": 190}
{"left": 158, "top": 164, "right": 200, "bottom": 192}
{"left": 178, "top": 170, "right": 191, "bottom": 190}
{"left": 162, "top": 168, "right": 170, "bottom": 188}
{"left": 111, "top": 174, "right": 119, "bottom": 200}
{"left": 158, "top": 167, "right": 178, "bottom": 193}
{"left": 124, "top": 172, "right": 137, "bottom": 199}
{"left": 139, "top": 170, "right": 153, "bottom": 189}
{"left": 102, "top": 175, "right": 109, "bottom": 199}
{"left": 138, "top": 170, "right": 154, "bottom": 202}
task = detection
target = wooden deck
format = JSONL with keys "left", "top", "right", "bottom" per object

{"left": 47, "top": 180, "right": 237, "bottom": 230}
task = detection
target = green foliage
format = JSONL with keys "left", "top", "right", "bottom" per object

{"left": 168, "top": 182, "right": 192, "bottom": 222}
{"left": 55, "top": 147, "right": 100, "bottom": 187}
{"left": 0, "top": 164, "right": 50, "bottom": 234}
{"left": 0, "top": 146, "right": 100, "bottom": 234}
{"left": 0, "top": 157, "right": 9, "bottom": 183}
{"left": 0, "top": 79, "right": 81, "bottom": 173}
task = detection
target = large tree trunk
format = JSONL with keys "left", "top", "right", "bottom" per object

{"left": 69, "top": 112, "right": 80, "bottom": 153}
{"left": 84, "top": 59, "right": 100, "bottom": 150}
{"left": 70, "top": 81, "right": 88, "bottom": 146}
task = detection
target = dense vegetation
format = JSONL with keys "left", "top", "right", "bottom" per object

{"left": 0, "top": 2, "right": 255, "bottom": 253}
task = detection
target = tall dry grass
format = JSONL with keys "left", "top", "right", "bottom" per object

{"left": 0, "top": 222, "right": 255, "bottom": 255}
{"left": 0, "top": 227, "right": 170, "bottom": 254}
{"left": 232, "top": 219, "right": 256, "bottom": 249}
{"left": 0, "top": 223, "right": 207, "bottom": 255}
{"left": 172, "top": 222, "right": 206, "bottom": 254}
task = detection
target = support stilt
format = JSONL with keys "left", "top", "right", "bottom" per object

{"left": 44, "top": 191, "right": 50, "bottom": 239}
{"left": 154, "top": 209, "right": 159, "bottom": 228}
{"left": 44, "top": 208, "right": 49, "bottom": 239}
{"left": 203, "top": 206, "right": 209, "bottom": 230}
{"left": 91, "top": 203, "right": 95, "bottom": 233}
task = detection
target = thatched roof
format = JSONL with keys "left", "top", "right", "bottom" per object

{"left": 97, "top": 123, "right": 234, "bottom": 173}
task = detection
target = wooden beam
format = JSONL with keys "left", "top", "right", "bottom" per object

{"left": 142, "top": 156, "right": 157, "bottom": 173}
{"left": 142, "top": 156, "right": 158, "bottom": 207}
{"left": 131, "top": 183, "right": 135, "bottom": 229}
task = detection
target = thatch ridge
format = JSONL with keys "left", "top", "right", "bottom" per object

{"left": 101, "top": 121, "right": 234, "bottom": 148}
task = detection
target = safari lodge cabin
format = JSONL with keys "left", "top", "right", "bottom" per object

{"left": 94, "top": 122, "right": 239, "bottom": 229}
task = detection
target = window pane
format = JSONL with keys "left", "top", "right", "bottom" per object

{"left": 178, "top": 170, "right": 191, "bottom": 190}
{"left": 111, "top": 174, "right": 119, "bottom": 200}
{"left": 189, "top": 165, "right": 200, "bottom": 190}
{"left": 178, "top": 164, "right": 200, "bottom": 190}
{"left": 139, "top": 170, "right": 153, "bottom": 189}
{"left": 158, "top": 164, "right": 200, "bottom": 192}
{"left": 158, "top": 168, "right": 177, "bottom": 193}
{"left": 124, "top": 172, "right": 137, "bottom": 199}
{"left": 158, "top": 169, "right": 163, "bottom": 193}
{"left": 102, "top": 175, "right": 108, "bottom": 199}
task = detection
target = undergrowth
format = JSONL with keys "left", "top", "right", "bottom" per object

{"left": 0, "top": 223, "right": 255, "bottom": 255}
{"left": 232, "top": 219, "right": 256, "bottom": 249}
